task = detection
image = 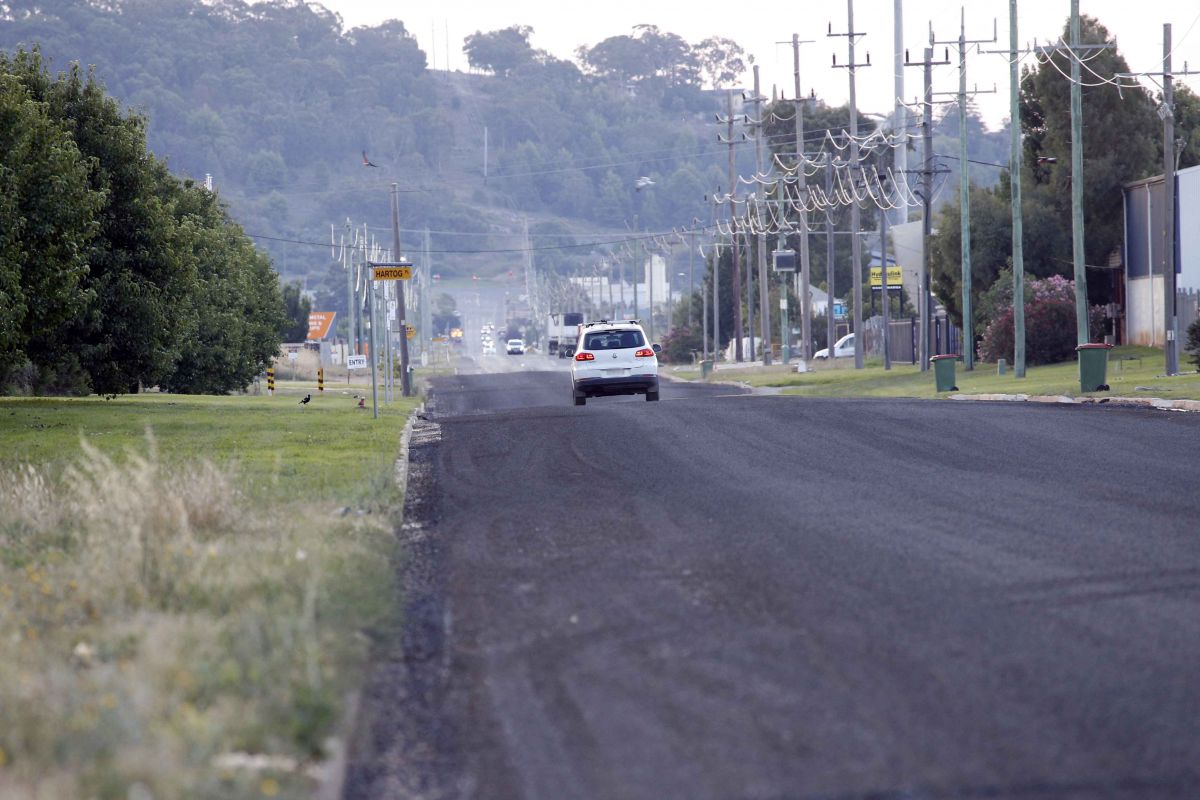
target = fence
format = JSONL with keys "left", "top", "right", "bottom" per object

{"left": 862, "top": 316, "right": 962, "bottom": 364}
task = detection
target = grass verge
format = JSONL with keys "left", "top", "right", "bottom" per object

{"left": 666, "top": 346, "right": 1200, "bottom": 401}
{"left": 0, "top": 384, "right": 418, "bottom": 799}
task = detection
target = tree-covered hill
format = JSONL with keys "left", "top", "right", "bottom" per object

{"left": 0, "top": 0, "right": 760, "bottom": 288}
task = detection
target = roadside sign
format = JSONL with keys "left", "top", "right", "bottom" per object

{"left": 287, "top": 351, "right": 299, "bottom": 362}
{"left": 372, "top": 265, "right": 412, "bottom": 281}
{"left": 772, "top": 250, "right": 796, "bottom": 272}
{"left": 869, "top": 266, "right": 903, "bottom": 287}
{"left": 834, "top": 301, "right": 847, "bottom": 319}
{"left": 405, "top": 325, "right": 416, "bottom": 340}
{"left": 346, "top": 355, "right": 368, "bottom": 370}
{"left": 306, "top": 311, "right": 336, "bottom": 340}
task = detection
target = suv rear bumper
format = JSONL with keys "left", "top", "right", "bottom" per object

{"left": 573, "top": 375, "right": 658, "bottom": 398}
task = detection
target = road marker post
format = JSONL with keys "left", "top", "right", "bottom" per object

{"left": 267, "top": 367, "right": 275, "bottom": 396}
{"left": 318, "top": 367, "right": 324, "bottom": 393}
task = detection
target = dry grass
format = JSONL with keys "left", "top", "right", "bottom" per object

{"left": 0, "top": 433, "right": 401, "bottom": 799}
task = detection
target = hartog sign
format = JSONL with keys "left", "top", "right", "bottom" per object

{"left": 372, "top": 265, "right": 412, "bottom": 281}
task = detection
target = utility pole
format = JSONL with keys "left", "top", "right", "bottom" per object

{"left": 633, "top": 218, "right": 640, "bottom": 323}
{"left": 1008, "top": 0, "right": 1027, "bottom": 376}
{"left": 830, "top": 0, "right": 871, "bottom": 369}
{"left": 702, "top": 254, "right": 709, "bottom": 360}
{"left": 390, "top": 183, "right": 412, "bottom": 397}
{"left": 881, "top": 194, "right": 891, "bottom": 369}
{"left": 688, "top": 228, "right": 697, "bottom": 327}
{"left": 934, "top": 10, "right": 996, "bottom": 371}
{"left": 1163, "top": 23, "right": 1179, "bottom": 375}
{"left": 745, "top": 227, "right": 755, "bottom": 360}
{"left": 343, "top": 219, "right": 355, "bottom": 356}
{"left": 825, "top": 157, "right": 837, "bottom": 356}
{"left": 893, "top": 0, "right": 908, "bottom": 223}
{"left": 1069, "top": 0, "right": 1088, "bottom": 346}
{"left": 785, "top": 33, "right": 816, "bottom": 360}
{"left": 904, "top": 45, "right": 949, "bottom": 370}
{"left": 423, "top": 227, "right": 433, "bottom": 363}
{"left": 719, "top": 91, "right": 744, "bottom": 361}
{"left": 750, "top": 64, "right": 772, "bottom": 365}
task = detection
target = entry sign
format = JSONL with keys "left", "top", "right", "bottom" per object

{"left": 372, "top": 264, "right": 412, "bottom": 281}
{"left": 772, "top": 249, "right": 796, "bottom": 272}
{"left": 346, "top": 355, "right": 368, "bottom": 370}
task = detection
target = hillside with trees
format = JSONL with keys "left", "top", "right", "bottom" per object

{"left": 0, "top": 1, "right": 754, "bottom": 293}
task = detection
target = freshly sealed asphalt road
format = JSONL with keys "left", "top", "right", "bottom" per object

{"left": 344, "top": 362, "right": 1200, "bottom": 800}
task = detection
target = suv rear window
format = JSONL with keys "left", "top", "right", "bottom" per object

{"left": 584, "top": 330, "right": 644, "bottom": 350}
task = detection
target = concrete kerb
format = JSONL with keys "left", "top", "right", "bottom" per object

{"left": 316, "top": 403, "right": 423, "bottom": 800}
{"left": 951, "top": 393, "right": 1200, "bottom": 412}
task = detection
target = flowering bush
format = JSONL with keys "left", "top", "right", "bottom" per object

{"left": 978, "top": 275, "right": 1106, "bottom": 365}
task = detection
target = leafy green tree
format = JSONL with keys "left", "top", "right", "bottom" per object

{"left": 280, "top": 281, "right": 312, "bottom": 342}
{"left": 694, "top": 37, "right": 747, "bottom": 89}
{"left": 4, "top": 51, "right": 200, "bottom": 394}
{"left": 928, "top": 183, "right": 1013, "bottom": 328}
{"left": 159, "top": 183, "right": 285, "bottom": 394}
{"left": 1019, "top": 14, "right": 1158, "bottom": 282}
{"left": 0, "top": 70, "right": 104, "bottom": 392}
{"left": 1172, "top": 84, "right": 1200, "bottom": 170}
{"left": 463, "top": 26, "right": 536, "bottom": 77}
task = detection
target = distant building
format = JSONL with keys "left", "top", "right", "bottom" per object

{"left": 1122, "top": 164, "right": 1200, "bottom": 345}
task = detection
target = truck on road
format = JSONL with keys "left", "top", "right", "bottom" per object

{"left": 547, "top": 312, "right": 585, "bottom": 358}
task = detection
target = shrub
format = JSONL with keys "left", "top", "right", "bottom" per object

{"left": 1186, "top": 316, "right": 1200, "bottom": 371}
{"left": 659, "top": 325, "right": 704, "bottom": 364}
{"left": 978, "top": 275, "right": 1106, "bottom": 365}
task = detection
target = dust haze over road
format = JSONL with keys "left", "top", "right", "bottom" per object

{"left": 344, "top": 355, "right": 1200, "bottom": 800}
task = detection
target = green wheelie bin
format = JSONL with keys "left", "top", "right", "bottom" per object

{"left": 930, "top": 354, "right": 960, "bottom": 392}
{"left": 1076, "top": 343, "right": 1113, "bottom": 392}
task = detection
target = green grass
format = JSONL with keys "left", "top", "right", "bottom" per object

{"left": 1, "top": 381, "right": 417, "bottom": 504}
{"left": 0, "top": 385, "right": 421, "bottom": 799}
{"left": 666, "top": 346, "right": 1200, "bottom": 400}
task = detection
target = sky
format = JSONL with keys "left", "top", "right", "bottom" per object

{"left": 294, "top": 0, "right": 1200, "bottom": 129}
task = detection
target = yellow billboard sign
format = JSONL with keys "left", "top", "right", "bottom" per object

{"left": 869, "top": 266, "right": 903, "bottom": 287}
{"left": 373, "top": 265, "right": 412, "bottom": 281}
{"left": 405, "top": 325, "right": 416, "bottom": 340}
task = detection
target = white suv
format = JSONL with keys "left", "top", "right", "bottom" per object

{"left": 570, "top": 321, "right": 660, "bottom": 406}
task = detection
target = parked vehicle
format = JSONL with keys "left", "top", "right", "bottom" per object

{"left": 814, "top": 333, "right": 855, "bottom": 359}
{"left": 506, "top": 338, "right": 525, "bottom": 355}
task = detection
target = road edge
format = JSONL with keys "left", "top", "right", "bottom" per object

{"left": 317, "top": 404, "right": 423, "bottom": 800}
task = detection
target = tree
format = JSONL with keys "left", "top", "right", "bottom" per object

{"left": 1019, "top": 15, "right": 1158, "bottom": 284}
{"left": 463, "top": 26, "right": 536, "bottom": 77}
{"left": 280, "top": 281, "right": 311, "bottom": 342}
{"left": 928, "top": 184, "right": 1013, "bottom": 328}
{"left": 0, "top": 70, "right": 104, "bottom": 392}
{"left": 694, "top": 37, "right": 747, "bottom": 89}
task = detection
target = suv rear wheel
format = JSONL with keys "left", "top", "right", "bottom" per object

{"left": 574, "top": 395, "right": 586, "bottom": 406}
{"left": 646, "top": 390, "right": 659, "bottom": 402}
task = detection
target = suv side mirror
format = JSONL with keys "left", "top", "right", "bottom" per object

{"left": 651, "top": 343, "right": 662, "bottom": 354}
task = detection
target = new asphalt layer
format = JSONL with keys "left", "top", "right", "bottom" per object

{"left": 344, "top": 359, "right": 1200, "bottom": 800}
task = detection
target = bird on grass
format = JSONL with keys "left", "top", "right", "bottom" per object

{"left": 362, "top": 150, "right": 378, "bottom": 168}
{"left": 299, "top": 394, "right": 311, "bottom": 405}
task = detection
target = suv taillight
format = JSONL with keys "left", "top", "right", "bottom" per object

{"left": 634, "top": 348, "right": 655, "bottom": 358}
{"left": 575, "top": 352, "right": 594, "bottom": 361}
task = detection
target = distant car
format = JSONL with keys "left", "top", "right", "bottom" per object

{"left": 506, "top": 338, "right": 524, "bottom": 355}
{"left": 570, "top": 320, "right": 660, "bottom": 406}
{"left": 482, "top": 341, "right": 496, "bottom": 355}
{"left": 814, "top": 333, "right": 855, "bottom": 360}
